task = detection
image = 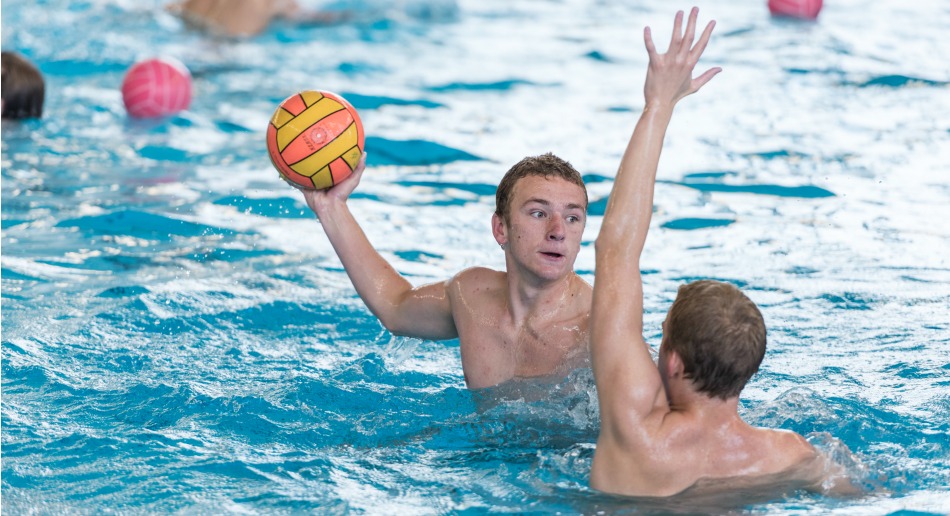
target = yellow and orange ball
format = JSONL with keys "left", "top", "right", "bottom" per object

{"left": 266, "top": 90, "right": 365, "bottom": 190}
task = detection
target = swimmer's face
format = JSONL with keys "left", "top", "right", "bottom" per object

{"left": 493, "top": 175, "right": 587, "bottom": 282}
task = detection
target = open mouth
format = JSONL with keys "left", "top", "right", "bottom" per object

{"left": 540, "top": 251, "right": 564, "bottom": 259}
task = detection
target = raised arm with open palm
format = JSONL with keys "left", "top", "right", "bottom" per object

{"left": 590, "top": 7, "right": 722, "bottom": 496}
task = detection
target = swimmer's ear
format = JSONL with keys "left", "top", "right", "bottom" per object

{"left": 664, "top": 348, "right": 685, "bottom": 380}
{"left": 491, "top": 212, "right": 508, "bottom": 248}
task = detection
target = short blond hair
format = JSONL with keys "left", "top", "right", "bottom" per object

{"left": 494, "top": 153, "right": 587, "bottom": 222}
{"left": 664, "top": 280, "right": 766, "bottom": 399}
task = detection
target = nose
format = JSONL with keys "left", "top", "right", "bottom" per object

{"left": 547, "top": 216, "right": 565, "bottom": 241}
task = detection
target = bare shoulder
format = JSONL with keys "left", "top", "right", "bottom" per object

{"left": 449, "top": 267, "right": 505, "bottom": 292}
{"left": 775, "top": 428, "right": 816, "bottom": 458}
{"left": 453, "top": 266, "right": 504, "bottom": 281}
{"left": 776, "top": 431, "right": 863, "bottom": 496}
{"left": 762, "top": 428, "right": 821, "bottom": 476}
{"left": 446, "top": 267, "right": 507, "bottom": 315}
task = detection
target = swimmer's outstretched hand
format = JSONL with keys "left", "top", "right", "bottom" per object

{"left": 302, "top": 152, "right": 367, "bottom": 218}
{"left": 643, "top": 7, "right": 721, "bottom": 107}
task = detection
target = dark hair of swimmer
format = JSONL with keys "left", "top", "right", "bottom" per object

{"left": 2, "top": 51, "right": 46, "bottom": 120}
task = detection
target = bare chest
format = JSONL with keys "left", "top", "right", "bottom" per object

{"left": 455, "top": 306, "right": 590, "bottom": 388}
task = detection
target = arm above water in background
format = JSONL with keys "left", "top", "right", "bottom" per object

{"left": 301, "top": 154, "right": 460, "bottom": 341}
{"left": 590, "top": 6, "right": 720, "bottom": 481}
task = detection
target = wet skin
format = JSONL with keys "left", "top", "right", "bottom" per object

{"left": 304, "top": 166, "right": 593, "bottom": 390}
{"left": 449, "top": 175, "right": 592, "bottom": 388}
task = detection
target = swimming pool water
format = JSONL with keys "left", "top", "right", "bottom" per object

{"left": 3, "top": 0, "right": 949, "bottom": 513}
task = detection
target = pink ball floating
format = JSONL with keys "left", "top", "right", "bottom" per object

{"left": 121, "top": 57, "right": 192, "bottom": 118}
{"left": 768, "top": 0, "right": 823, "bottom": 20}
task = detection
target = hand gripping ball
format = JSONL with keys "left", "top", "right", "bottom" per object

{"left": 266, "top": 90, "right": 365, "bottom": 190}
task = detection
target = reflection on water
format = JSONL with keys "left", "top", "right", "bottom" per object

{"left": 3, "top": 0, "right": 950, "bottom": 513}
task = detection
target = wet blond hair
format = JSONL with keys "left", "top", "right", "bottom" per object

{"left": 664, "top": 280, "right": 767, "bottom": 399}
{"left": 494, "top": 152, "right": 587, "bottom": 222}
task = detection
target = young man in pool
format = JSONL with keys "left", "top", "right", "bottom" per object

{"left": 589, "top": 8, "right": 850, "bottom": 496}
{"left": 301, "top": 153, "right": 592, "bottom": 389}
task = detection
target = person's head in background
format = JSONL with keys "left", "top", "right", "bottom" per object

{"left": 2, "top": 51, "right": 45, "bottom": 119}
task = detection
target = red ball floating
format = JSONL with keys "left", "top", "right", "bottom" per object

{"left": 121, "top": 57, "right": 192, "bottom": 118}
{"left": 768, "top": 0, "right": 823, "bottom": 20}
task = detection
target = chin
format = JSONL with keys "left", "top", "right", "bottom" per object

{"left": 535, "top": 264, "right": 572, "bottom": 282}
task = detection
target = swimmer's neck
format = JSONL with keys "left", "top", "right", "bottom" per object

{"left": 668, "top": 385, "right": 742, "bottom": 421}
{"left": 503, "top": 271, "right": 585, "bottom": 323}
{"left": 665, "top": 384, "right": 739, "bottom": 412}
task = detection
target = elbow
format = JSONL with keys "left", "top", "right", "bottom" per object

{"left": 375, "top": 311, "right": 404, "bottom": 335}
{"left": 375, "top": 302, "right": 419, "bottom": 338}
{"left": 384, "top": 322, "right": 413, "bottom": 337}
{"left": 367, "top": 289, "right": 415, "bottom": 335}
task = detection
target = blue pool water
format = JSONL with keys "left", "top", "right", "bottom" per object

{"left": 3, "top": 0, "right": 949, "bottom": 513}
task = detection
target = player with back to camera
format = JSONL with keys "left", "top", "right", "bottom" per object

{"left": 1, "top": 51, "right": 45, "bottom": 120}
{"left": 589, "top": 7, "right": 855, "bottom": 497}
{"left": 301, "top": 151, "right": 592, "bottom": 390}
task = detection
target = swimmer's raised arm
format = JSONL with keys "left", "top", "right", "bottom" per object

{"left": 302, "top": 154, "right": 459, "bottom": 341}
{"left": 591, "top": 7, "right": 719, "bottom": 446}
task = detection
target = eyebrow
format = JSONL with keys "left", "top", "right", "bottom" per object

{"left": 522, "top": 198, "right": 587, "bottom": 211}
{"left": 523, "top": 198, "right": 551, "bottom": 207}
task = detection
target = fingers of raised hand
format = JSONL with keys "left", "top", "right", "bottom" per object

{"left": 690, "top": 66, "right": 722, "bottom": 94}
{"left": 682, "top": 7, "right": 699, "bottom": 56}
{"left": 669, "top": 10, "right": 684, "bottom": 54}
{"left": 688, "top": 20, "right": 716, "bottom": 65}
{"left": 644, "top": 26, "right": 658, "bottom": 58}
